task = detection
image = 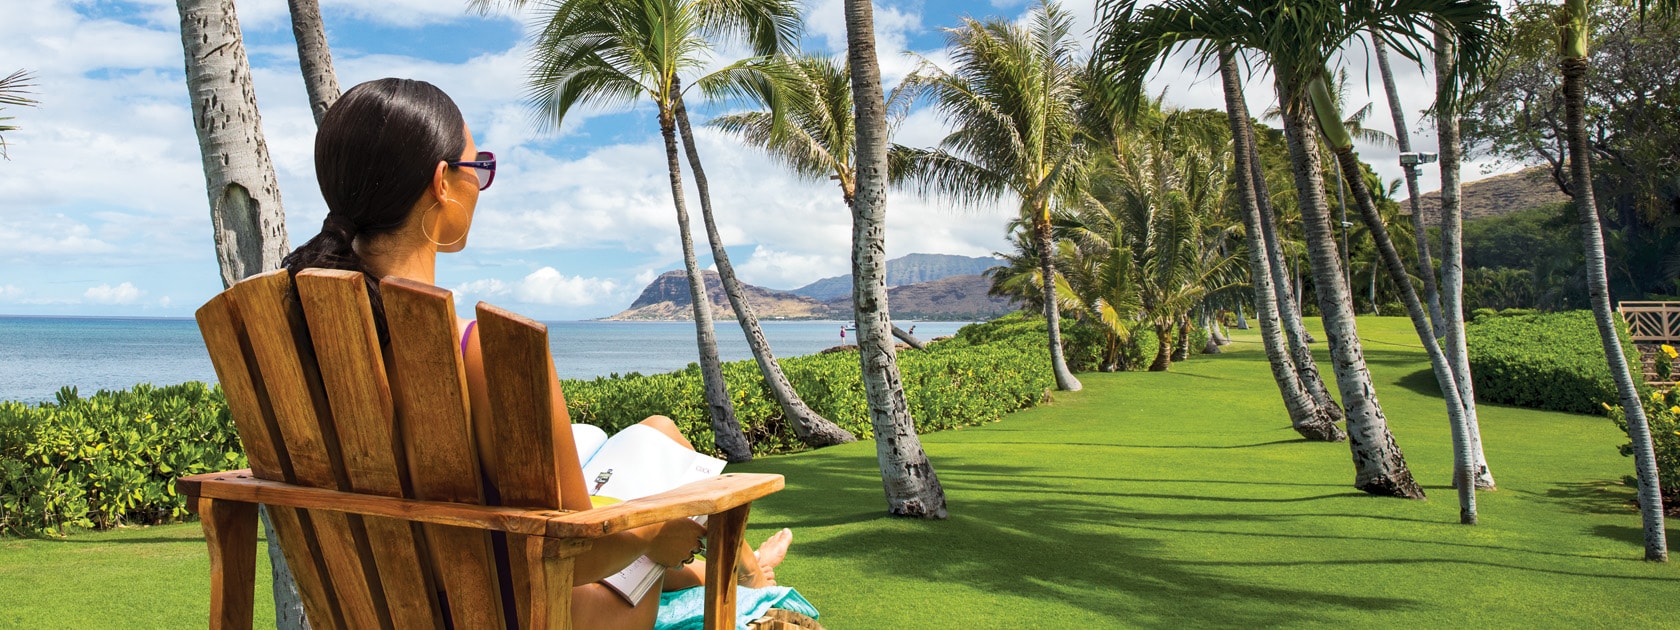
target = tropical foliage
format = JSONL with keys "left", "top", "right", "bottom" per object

{"left": 1465, "top": 310, "right": 1645, "bottom": 415}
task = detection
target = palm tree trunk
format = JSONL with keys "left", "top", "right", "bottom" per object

{"left": 1149, "top": 324, "right": 1171, "bottom": 371}
{"left": 1279, "top": 84, "right": 1424, "bottom": 499}
{"left": 1326, "top": 135, "right": 1477, "bottom": 521}
{"left": 1219, "top": 51, "right": 1343, "bottom": 441}
{"left": 1247, "top": 118, "right": 1343, "bottom": 423}
{"left": 658, "top": 107, "right": 751, "bottom": 462}
{"left": 1434, "top": 30, "right": 1494, "bottom": 490}
{"left": 1172, "top": 318, "right": 1191, "bottom": 362}
{"left": 287, "top": 0, "right": 339, "bottom": 124}
{"left": 1234, "top": 303, "right": 1249, "bottom": 329}
{"left": 670, "top": 90, "right": 856, "bottom": 448}
{"left": 176, "top": 0, "right": 302, "bottom": 624}
{"left": 1203, "top": 309, "right": 1224, "bottom": 354}
{"left": 1559, "top": 2, "right": 1666, "bottom": 559}
{"left": 1372, "top": 36, "right": 1444, "bottom": 338}
{"left": 1036, "top": 212, "right": 1083, "bottom": 391}
{"left": 892, "top": 325, "right": 926, "bottom": 350}
{"left": 844, "top": 0, "right": 947, "bottom": 519}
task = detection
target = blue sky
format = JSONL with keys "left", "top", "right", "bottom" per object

{"left": 0, "top": 0, "right": 1511, "bottom": 320}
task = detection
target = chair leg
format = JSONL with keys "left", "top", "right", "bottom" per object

{"left": 199, "top": 497, "right": 259, "bottom": 630}
{"left": 704, "top": 504, "right": 751, "bottom": 630}
{"left": 525, "top": 536, "right": 592, "bottom": 629}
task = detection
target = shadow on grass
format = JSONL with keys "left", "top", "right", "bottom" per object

{"left": 1511, "top": 480, "right": 1638, "bottom": 516}
{"left": 750, "top": 457, "right": 1420, "bottom": 627}
{"left": 957, "top": 439, "right": 1309, "bottom": 450}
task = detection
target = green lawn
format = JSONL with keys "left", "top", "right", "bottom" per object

{"left": 4, "top": 317, "right": 1676, "bottom": 628}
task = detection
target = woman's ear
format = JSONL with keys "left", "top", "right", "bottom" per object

{"left": 430, "top": 161, "right": 450, "bottom": 204}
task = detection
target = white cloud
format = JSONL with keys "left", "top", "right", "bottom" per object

{"left": 0, "top": 285, "right": 22, "bottom": 301}
{"left": 735, "top": 247, "right": 844, "bottom": 290}
{"left": 84, "top": 282, "right": 146, "bottom": 304}
{"left": 456, "top": 268, "right": 623, "bottom": 307}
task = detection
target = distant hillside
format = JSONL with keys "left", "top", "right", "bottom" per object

{"left": 823, "top": 275, "right": 1016, "bottom": 321}
{"left": 1410, "top": 166, "right": 1569, "bottom": 224}
{"left": 607, "top": 270, "right": 1014, "bottom": 321}
{"left": 605, "top": 270, "right": 829, "bottom": 321}
{"left": 790, "top": 253, "right": 1003, "bottom": 301}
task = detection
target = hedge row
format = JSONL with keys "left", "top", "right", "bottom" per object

{"left": 1, "top": 318, "right": 1052, "bottom": 536}
{"left": 1, "top": 383, "right": 245, "bottom": 537}
{"left": 1465, "top": 310, "right": 1646, "bottom": 415}
{"left": 563, "top": 313, "right": 1054, "bottom": 456}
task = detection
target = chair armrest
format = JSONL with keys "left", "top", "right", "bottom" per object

{"left": 177, "top": 470, "right": 784, "bottom": 539}
{"left": 541, "top": 473, "right": 786, "bottom": 538}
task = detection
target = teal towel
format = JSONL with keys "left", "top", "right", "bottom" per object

{"left": 654, "top": 586, "right": 819, "bottom": 630}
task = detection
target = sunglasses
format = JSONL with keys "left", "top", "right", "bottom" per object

{"left": 446, "top": 151, "right": 496, "bottom": 191}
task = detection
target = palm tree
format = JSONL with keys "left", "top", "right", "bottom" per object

{"left": 1371, "top": 35, "right": 1446, "bottom": 337}
{"left": 1555, "top": 0, "right": 1668, "bottom": 560}
{"left": 843, "top": 0, "right": 948, "bottom": 518}
{"left": 894, "top": 0, "right": 1084, "bottom": 392}
{"left": 521, "top": 0, "right": 754, "bottom": 461}
{"left": 175, "top": 0, "right": 305, "bottom": 625}
{"left": 288, "top": 0, "right": 341, "bottom": 123}
{"left": 1217, "top": 50, "right": 1344, "bottom": 441}
{"left": 0, "top": 69, "right": 37, "bottom": 160}
{"left": 1432, "top": 29, "right": 1494, "bottom": 490}
{"left": 1091, "top": 0, "right": 1449, "bottom": 499}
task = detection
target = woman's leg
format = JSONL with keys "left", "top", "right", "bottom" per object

{"left": 570, "top": 583, "right": 661, "bottom": 630}
{"left": 661, "top": 528, "right": 793, "bottom": 591}
{"left": 637, "top": 415, "right": 694, "bottom": 450}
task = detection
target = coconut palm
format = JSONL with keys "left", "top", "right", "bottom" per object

{"left": 1090, "top": 0, "right": 1502, "bottom": 500}
{"left": 520, "top": 0, "right": 766, "bottom": 461}
{"left": 1555, "top": 0, "right": 1669, "bottom": 560}
{"left": 893, "top": 0, "right": 1085, "bottom": 392}
{"left": 1216, "top": 50, "right": 1344, "bottom": 441}
{"left": 843, "top": 0, "right": 948, "bottom": 518}
{"left": 1371, "top": 35, "right": 1446, "bottom": 336}
{"left": 0, "top": 69, "right": 37, "bottom": 160}
{"left": 288, "top": 0, "right": 341, "bottom": 123}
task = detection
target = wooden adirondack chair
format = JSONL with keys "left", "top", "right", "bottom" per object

{"left": 176, "top": 268, "right": 786, "bottom": 629}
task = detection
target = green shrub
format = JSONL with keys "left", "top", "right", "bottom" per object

{"left": 566, "top": 317, "right": 1053, "bottom": 456}
{"left": 0, "top": 383, "right": 243, "bottom": 537}
{"left": 1605, "top": 387, "right": 1680, "bottom": 509}
{"left": 1379, "top": 302, "right": 1406, "bottom": 317}
{"left": 1466, "top": 310, "right": 1646, "bottom": 415}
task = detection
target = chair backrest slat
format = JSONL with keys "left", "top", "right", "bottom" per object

{"left": 297, "top": 270, "right": 445, "bottom": 630}
{"left": 384, "top": 277, "right": 507, "bottom": 629}
{"left": 228, "top": 270, "right": 394, "bottom": 630}
{"left": 197, "top": 293, "right": 346, "bottom": 630}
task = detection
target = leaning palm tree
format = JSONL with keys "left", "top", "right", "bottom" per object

{"left": 1555, "top": 0, "right": 1669, "bottom": 560}
{"left": 521, "top": 0, "right": 755, "bottom": 461}
{"left": 1371, "top": 35, "right": 1446, "bottom": 337}
{"left": 287, "top": 0, "right": 341, "bottom": 123}
{"left": 894, "top": 0, "right": 1085, "bottom": 392}
{"left": 843, "top": 0, "right": 948, "bottom": 518}
{"left": 1092, "top": 0, "right": 1446, "bottom": 500}
{"left": 0, "top": 69, "right": 37, "bottom": 160}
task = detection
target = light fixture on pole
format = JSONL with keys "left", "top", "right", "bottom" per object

{"left": 1399, "top": 151, "right": 1439, "bottom": 167}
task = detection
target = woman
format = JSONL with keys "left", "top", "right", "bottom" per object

{"left": 281, "top": 78, "right": 795, "bottom": 629}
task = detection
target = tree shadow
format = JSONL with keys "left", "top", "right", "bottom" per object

{"left": 957, "top": 439, "right": 1309, "bottom": 450}
{"left": 1510, "top": 481, "right": 1637, "bottom": 516}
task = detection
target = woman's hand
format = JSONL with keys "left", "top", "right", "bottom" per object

{"left": 647, "top": 518, "right": 706, "bottom": 568}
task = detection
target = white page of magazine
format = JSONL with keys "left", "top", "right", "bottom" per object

{"left": 580, "top": 424, "right": 726, "bottom": 501}
{"left": 571, "top": 423, "right": 610, "bottom": 465}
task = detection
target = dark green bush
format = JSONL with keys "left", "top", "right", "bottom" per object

{"left": 1466, "top": 310, "right": 1646, "bottom": 415}
{"left": 1, "top": 383, "right": 243, "bottom": 537}
{"left": 565, "top": 317, "right": 1053, "bottom": 456}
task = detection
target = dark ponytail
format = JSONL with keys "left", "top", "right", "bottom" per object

{"left": 282, "top": 78, "right": 466, "bottom": 344}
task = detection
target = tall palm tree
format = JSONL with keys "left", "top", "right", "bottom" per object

{"left": 522, "top": 0, "right": 755, "bottom": 461}
{"left": 1555, "top": 0, "right": 1668, "bottom": 560}
{"left": 894, "top": 0, "right": 1085, "bottom": 392}
{"left": 1092, "top": 0, "right": 1455, "bottom": 499}
{"left": 0, "top": 69, "right": 37, "bottom": 160}
{"left": 1217, "top": 50, "right": 1344, "bottom": 441}
{"left": 175, "top": 0, "right": 305, "bottom": 624}
{"left": 288, "top": 0, "right": 341, "bottom": 123}
{"left": 1371, "top": 35, "right": 1445, "bottom": 337}
{"left": 843, "top": 0, "right": 948, "bottom": 518}
{"left": 1432, "top": 29, "right": 1495, "bottom": 490}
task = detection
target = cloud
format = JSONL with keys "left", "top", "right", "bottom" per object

{"left": 734, "top": 247, "right": 844, "bottom": 290}
{"left": 84, "top": 282, "right": 146, "bottom": 304}
{"left": 0, "top": 285, "right": 22, "bottom": 301}
{"left": 456, "top": 268, "right": 624, "bottom": 307}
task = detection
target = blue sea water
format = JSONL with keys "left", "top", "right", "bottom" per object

{"left": 0, "top": 316, "right": 968, "bottom": 404}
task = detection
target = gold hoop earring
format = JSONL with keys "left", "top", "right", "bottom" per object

{"left": 421, "top": 199, "right": 469, "bottom": 248}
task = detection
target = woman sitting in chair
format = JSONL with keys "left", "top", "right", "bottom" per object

{"left": 280, "top": 77, "right": 801, "bottom": 630}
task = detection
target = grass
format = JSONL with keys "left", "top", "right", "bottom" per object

{"left": 3, "top": 317, "right": 1677, "bottom": 627}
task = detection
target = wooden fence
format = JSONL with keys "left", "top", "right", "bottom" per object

{"left": 1620, "top": 301, "right": 1680, "bottom": 343}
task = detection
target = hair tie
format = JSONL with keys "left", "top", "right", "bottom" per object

{"left": 322, "top": 214, "right": 359, "bottom": 238}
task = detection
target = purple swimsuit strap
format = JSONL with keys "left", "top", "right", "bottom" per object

{"left": 461, "top": 320, "right": 477, "bottom": 355}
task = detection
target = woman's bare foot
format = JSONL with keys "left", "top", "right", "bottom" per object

{"left": 747, "top": 528, "right": 793, "bottom": 586}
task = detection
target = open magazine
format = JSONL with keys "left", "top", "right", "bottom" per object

{"left": 571, "top": 423, "right": 727, "bottom": 603}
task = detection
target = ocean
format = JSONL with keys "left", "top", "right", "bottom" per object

{"left": 0, "top": 316, "right": 969, "bottom": 404}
